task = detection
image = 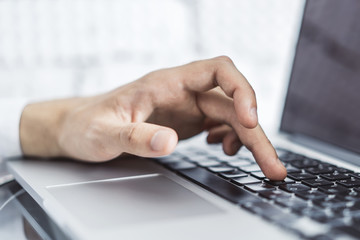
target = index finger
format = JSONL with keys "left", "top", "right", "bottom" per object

{"left": 197, "top": 90, "right": 287, "bottom": 180}
{"left": 175, "top": 56, "right": 258, "bottom": 128}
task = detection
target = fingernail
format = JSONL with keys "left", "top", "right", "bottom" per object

{"left": 250, "top": 107, "right": 258, "bottom": 123}
{"left": 151, "top": 130, "right": 171, "bottom": 151}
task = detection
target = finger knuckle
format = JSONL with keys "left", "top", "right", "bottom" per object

{"left": 214, "top": 55, "right": 234, "bottom": 65}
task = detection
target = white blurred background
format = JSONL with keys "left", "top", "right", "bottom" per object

{"left": 0, "top": 0, "right": 305, "bottom": 134}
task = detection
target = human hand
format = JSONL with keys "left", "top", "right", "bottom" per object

{"left": 20, "top": 56, "right": 286, "bottom": 180}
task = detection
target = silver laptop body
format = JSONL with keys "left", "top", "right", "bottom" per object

{"left": 6, "top": 0, "right": 360, "bottom": 239}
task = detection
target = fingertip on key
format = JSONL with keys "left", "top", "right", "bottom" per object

{"left": 263, "top": 159, "right": 287, "bottom": 181}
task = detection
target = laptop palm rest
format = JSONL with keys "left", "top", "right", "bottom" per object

{"left": 45, "top": 174, "right": 223, "bottom": 228}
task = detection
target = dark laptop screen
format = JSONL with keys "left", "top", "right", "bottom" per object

{"left": 280, "top": 0, "right": 360, "bottom": 154}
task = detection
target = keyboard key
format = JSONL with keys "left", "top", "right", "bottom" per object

{"left": 301, "top": 207, "right": 332, "bottom": 223}
{"left": 295, "top": 190, "right": 328, "bottom": 201}
{"left": 259, "top": 189, "right": 292, "bottom": 200}
{"left": 313, "top": 198, "right": 347, "bottom": 210}
{"left": 306, "top": 165, "right": 335, "bottom": 175}
{"left": 165, "top": 161, "right": 196, "bottom": 170}
{"left": 207, "top": 166, "right": 236, "bottom": 173}
{"left": 178, "top": 168, "right": 259, "bottom": 204}
{"left": 337, "top": 178, "right": 360, "bottom": 188}
{"left": 336, "top": 191, "right": 360, "bottom": 203}
{"left": 349, "top": 173, "right": 360, "bottom": 179}
{"left": 302, "top": 178, "right": 333, "bottom": 187}
{"left": 287, "top": 172, "right": 317, "bottom": 181}
{"left": 334, "top": 226, "right": 360, "bottom": 239}
{"left": 240, "top": 164, "right": 261, "bottom": 173}
{"left": 291, "top": 158, "right": 319, "bottom": 168}
{"left": 231, "top": 176, "right": 262, "bottom": 186}
{"left": 281, "top": 216, "right": 329, "bottom": 238}
{"left": 279, "top": 153, "right": 304, "bottom": 162}
{"left": 244, "top": 182, "right": 276, "bottom": 193}
{"left": 250, "top": 171, "right": 266, "bottom": 179}
{"left": 197, "top": 160, "right": 221, "bottom": 167}
{"left": 345, "top": 201, "right": 360, "bottom": 212}
{"left": 265, "top": 177, "right": 295, "bottom": 186}
{"left": 334, "top": 167, "right": 353, "bottom": 174}
{"left": 215, "top": 156, "right": 239, "bottom": 162}
{"left": 219, "top": 170, "right": 248, "bottom": 180}
{"left": 318, "top": 185, "right": 350, "bottom": 195}
{"left": 279, "top": 183, "right": 311, "bottom": 193}
{"left": 157, "top": 156, "right": 185, "bottom": 164}
{"left": 275, "top": 148, "right": 290, "bottom": 156}
{"left": 186, "top": 155, "right": 214, "bottom": 163}
{"left": 275, "top": 197, "right": 309, "bottom": 213}
{"left": 286, "top": 165, "right": 302, "bottom": 173}
{"left": 227, "top": 160, "right": 252, "bottom": 168}
{"left": 320, "top": 173, "right": 350, "bottom": 181}
{"left": 242, "top": 201, "right": 297, "bottom": 223}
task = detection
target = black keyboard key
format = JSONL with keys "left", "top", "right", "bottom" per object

{"left": 265, "top": 177, "right": 295, "bottom": 186}
{"left": 291, "top": 158, "right": 319, "bottom": 168}
{"left": 227, "top": 160, "right": 252, "bottom": 168}
{"left": 334, "top": 167, "right": 353, "bottom": 174}
{"left": 295, "top": 190, "right": 328, "bottom": 201}
{"left": 178, "top": 168, "right": 259, "bottom": 204}
{"left": 275, "top": 148, "right": 290, "bottom": 157}
{"left": 219, "top": 170, "right": 248, "bottom": 180}
{"left": 279, "top": 183, "right": 311, "bottom": 193}
{"left": 259, "top": 189, "right": 292, "bottom": 200}
{"left": 320, "top": 173, "right": 350, "bottom": 181}
{"left": 250, "top": 171, "right": 266, "bottom": 179}
{"left": 275, "top": 197, "right": 309, "bottom": 213}
{"left": 286, "top": 165, "right": 302, "bottom": 174}
{"left": 279, "top": 153, "right": 304, "bottom": 162}
{"left": 197, "top": 160, "right": 221, "bottom": 167}
{"left": 157, "top": 156, "right": 185, "bottom": 164}
{"left": 318, "top": 185, "right": 350, "bottom": 195}
{"left": 244, "top": 182, "right": 276, "bottom": 193}
{"left": 242, "top": 201, "right": 297, "bottom": 223}
{"left": 306, "top": 165, "right": 335, "bottom": 175}
{"left": 165, "top": 161, "right": 196, "bottom": 170}
{"left": 287, "top": 172, "right": 317, "bottom": 181}
{"left": 349, "top": 173, "right": 360, "bottom": 179}
{"left": 313, "top": 198, "right": 346, "bottom": 209}
{"left": 231, "top": 176, "right": 262, "bottom": 186}
{"left": 185, "top": 155, "right": 212, "bottom": 163}
{"left": 302, "top": 207, "right": 332, "bottom": 223}
{"left": 207, "top": 166, "right": 236, "bottom": 173}
{"left": 336, "top": 191, "right": 360, "bottom": 203}
{"left": 337, "top": 178, "right": 360, "bottom": 188}
{"left": 345, "top": 201, "right": 360, "bottom": 212}
{"left": 334, "top": 226, "right": 360, "bottom": 238}
{"left": 240, "top": 164, "right": 261, "bottom": 173}
{"left": 302, "top": 178, "right": 333, "bottom": 187}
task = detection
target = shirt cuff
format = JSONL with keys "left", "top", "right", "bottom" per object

{"left": 0, "top": 98, "right": 28, "bottom": 158}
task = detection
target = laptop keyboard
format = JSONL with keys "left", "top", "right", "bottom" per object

{"left": 152, "top": 145, "right": 360, "bottom": 240}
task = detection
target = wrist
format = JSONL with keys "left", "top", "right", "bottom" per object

{"left": 20, "top": 99, "right": 75, "bottom": 157}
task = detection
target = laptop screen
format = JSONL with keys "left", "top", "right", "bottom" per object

{"left": 280, "top": 0, "right": 360, "bottom": 154}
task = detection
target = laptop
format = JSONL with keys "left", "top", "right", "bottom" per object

{"left": 6, "top": 0, "right": 360, "bottom": 239}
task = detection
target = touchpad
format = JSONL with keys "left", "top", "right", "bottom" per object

{"left": 46, "top": 174, "right": 223, "bottom": 228}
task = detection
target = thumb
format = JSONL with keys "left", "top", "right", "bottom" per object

{"left": 118, "top": 122, "right": 178, "bottom": 157}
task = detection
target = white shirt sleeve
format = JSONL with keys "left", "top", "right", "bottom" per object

{"left": 0, "top": 98, "right": 28, "bottom": 158}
